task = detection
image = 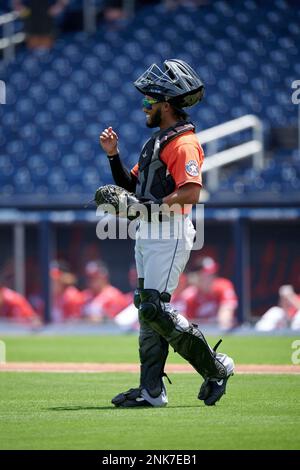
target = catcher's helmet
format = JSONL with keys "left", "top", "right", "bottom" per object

{"left": 134, "top": 59, "right": 204, "bottom": 108}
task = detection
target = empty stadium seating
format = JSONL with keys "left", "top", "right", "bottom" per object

{"left": 0, "top": 0, "right": 299, "bottom": 204}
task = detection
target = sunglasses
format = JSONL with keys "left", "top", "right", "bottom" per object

{"left": 142, "top": 97, "right": 161, "bottom": 110}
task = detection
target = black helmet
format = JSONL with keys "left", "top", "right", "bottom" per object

{"left": 134, "top": 59, "right": 204, "bottom": 108}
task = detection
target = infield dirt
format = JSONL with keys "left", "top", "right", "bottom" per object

{"left": 1, "top": 362, "right": 299, "bottom": 374}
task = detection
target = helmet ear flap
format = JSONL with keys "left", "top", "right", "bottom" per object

{"left": 171, "top": 87, "right": 204, "bottom": 108}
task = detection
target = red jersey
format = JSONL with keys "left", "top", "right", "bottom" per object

{"left": 83, "top": 285, "right": 130, "bottom": 319}
{"left": 182, "top": 278, "right": 238, "bottom": 322}
{"left": 52, "top": 286, "right": 84, "bottom": 322}
{"left": 0, "top": 287, "right": 38, "bottom": 323}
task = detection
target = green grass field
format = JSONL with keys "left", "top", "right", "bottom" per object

{"left": 0, "top": 335, "right": 299, "bottom": 450}
{"left": 1, "top": 334, "right": 298, "bottom": 364}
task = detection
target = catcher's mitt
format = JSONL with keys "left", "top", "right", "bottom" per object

{"left": 94, "top": 184, "right": 140, "bottom": 220}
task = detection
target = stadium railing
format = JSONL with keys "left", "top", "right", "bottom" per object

{"left": 0, "top": 10, "right": 25, "bottom": 62}
{"left": 200, "top": 114, "right": 264, "bottom": 191}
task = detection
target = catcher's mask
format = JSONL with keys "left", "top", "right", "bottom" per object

{"left": 134, "top": 59, "right": 204, "bottom": 109}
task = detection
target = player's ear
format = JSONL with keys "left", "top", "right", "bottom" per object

{"left": 163, "top": 102, "right": 171, "bottom": 113}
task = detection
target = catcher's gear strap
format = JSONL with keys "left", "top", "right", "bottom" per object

{"left": 138, "top": 289, "right": 226, "bottom": 380}
{"left": 134, "top": 289, "right": 141, "bottom": 308}
{"left": 108, "top": 153, "right": 137, "bottom": 193}
{"left": 159, "top": 122, "right": 195, "bottom": 152}
{"left": 135, "top": 121, "right": 195, "bottom": 200}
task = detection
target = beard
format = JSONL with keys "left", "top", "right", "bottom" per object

{"left": 146, "top": 108, "right": 162, "bottom": 128}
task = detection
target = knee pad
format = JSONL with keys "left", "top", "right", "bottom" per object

{"left": 138, "top": 289, "right": 172, "bottom": 322}
{"left": 139, "top": 289, "right": 177, "bottom": 338}
{"left": 139, "top": 289, "right": 161, "bottom": 322}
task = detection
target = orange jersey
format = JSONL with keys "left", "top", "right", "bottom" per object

{"left": 0, "top": 287, "right": 38, "bottom": 323}
{"left": 181, "top": 278, "right": 238, "bottom": 322}
{"left": 131, "top": 130, "right": 204, "bottom": 213}
{"left": 52, "top": 286, "right": 84, "bottom": 322}
{"left": 83, "top": 285, "right": 131, "bottom": 319}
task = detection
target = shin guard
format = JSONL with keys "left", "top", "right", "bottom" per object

{"left": 139, "top": 289, "right": 226, "bottom": 380}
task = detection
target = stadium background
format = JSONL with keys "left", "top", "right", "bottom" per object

{"left": 0, "top": 0, "right": 299, "bottom": 326}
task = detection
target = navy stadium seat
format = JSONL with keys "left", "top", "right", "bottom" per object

{"left": 0, "top": 0, "right": 298, "bottom": 201}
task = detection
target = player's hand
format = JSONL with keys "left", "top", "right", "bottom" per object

{"left": 99, "top": 127, "right": 119, "bottom": 156}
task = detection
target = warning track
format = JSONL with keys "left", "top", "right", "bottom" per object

{"left": 0, "top": 362, "right": 299, "bottom": 374}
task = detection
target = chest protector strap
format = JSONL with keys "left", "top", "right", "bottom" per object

{"left": 135, "top": 121, "right": 195, "bottom": 200}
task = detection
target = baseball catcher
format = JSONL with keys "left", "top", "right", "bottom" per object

{"left": 98, "top": 59, "right": 235, "bottom": 407}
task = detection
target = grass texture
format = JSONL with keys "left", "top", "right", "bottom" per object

{"left": 1, "top": 334, "right": 298, "bottom": 364}
{"left": 0, "top": 372, "right": 299, "bottom": 450}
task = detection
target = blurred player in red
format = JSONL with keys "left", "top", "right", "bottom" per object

{"left": 82, "top": 261, "right": 130, "bottom": 322}
{"left": 255, "top": 284, "right": 300, "bottom": 331}
{"left": 182, "top": 257, "right": 238, "bottom": 331}
{"left": 0, "top": 283, "right": 40, "bottom": 325}
{"left": 51, "top": 261, "right": 84, "bottom": 322}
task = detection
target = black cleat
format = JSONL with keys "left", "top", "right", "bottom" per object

{"left": 111, "top": 387, "right": 152, "bottom": 408}
{"left": 198, "top": 378, "right": 212, "bottom": 401}
{"left": 199, "top": 375, "right": 233, "bottom": 406}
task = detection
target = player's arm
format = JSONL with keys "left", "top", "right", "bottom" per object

{"left": 217, "top": 304, "right": 236, "bottom": 331}
{"left": 14, "top": 293, "right": 42, "bottom": 326}
{"left": 99, "top": 127, "right": 137, "bottom": 192}
{"left": 161, "top": 142, "right": 203, "bottom": 207}
{"left": 216, "top": 280, "right": 238, "bottom": 330}
{"left": 162, "top": 182, "right": 200, "bottom": 206}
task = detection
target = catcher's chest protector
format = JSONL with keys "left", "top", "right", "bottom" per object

{"left": 135, "top": 121, "right": 195, "bottom": 200}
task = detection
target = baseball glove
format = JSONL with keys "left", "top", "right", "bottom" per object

{"left": 94, "top": 184, "right": 141, "bottom": 220}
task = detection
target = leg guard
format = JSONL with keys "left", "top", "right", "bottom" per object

{"left": 198, "top": 344, "right": 235, "bottom": 405}
{"left": 139, "top": 320, "right": 169, "bottom": 398}
{"left": 135, "top": 279, "right": 169, "bottom": 400}
{"left": 139, "top": 289, "right": 227, "bottom": 380}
